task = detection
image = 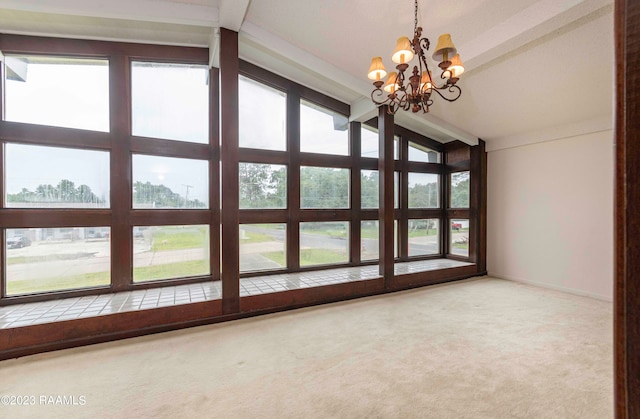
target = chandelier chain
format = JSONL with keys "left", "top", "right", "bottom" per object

{"left": 414, "top": 0, "right": 419, "bottom": 34}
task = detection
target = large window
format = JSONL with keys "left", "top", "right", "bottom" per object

{"left": 300, "top": 100, "right": 349, "bottom": 155}
{"left": 132, "top": 155, "right": 209, "bottom": 209}
{"left": 5, "top": 227, "right": 111, "bottom": 296}
{"left": 131, "top": 61, "right": 209, "bottom": 143}
{"left": 4, "top": 55, "right": 109, "bottom": 132}
{"left": 133, "top": 225, "right": 210, "bottom": 283}
{"left": 5, "top": 144, "right": 110, "bottom": 208}
{"left": 0, "top": 35, "right": 481, "bottom": 307}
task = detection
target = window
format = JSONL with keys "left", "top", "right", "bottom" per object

{"left": 240, "top": 224, "right": 286, "bottom": 272}
{"left": 408, "top": 219, "right": 440, "bottom": 256}
{"left": 300, "top": 222, "right": 349, "bottom": 266}
{"left": 361, "top": 170, "right": 379, "bottom": 209}
{"left": 239, "top": 163, "right": 287, "bottom": 209}
{"left": 132, "top": 155, "right": 209, "bottom": 209}
{"left": 5, "top": 227, "right": 111, "bottom": 296}
{"left": 5, "top": 144, "right": 110, "bottom": 208}
{"left": 4, "top": 55, "right": 109, "bottom": 132}
{"left": 450, "top": 171, "right": 470, "bottom": 208}
{"left": 133, "top": 225, "right": 210, "bottom": 283}
{"left": 131, "top": 61, "right": 209, "bottom": 143}
{"left": 409, "top": 141, "right": 440, "bottom": 163}
{"left": 239, "top": 76, "right": 287, "bottom": 150}
{"left": 408, "top": 173, "right": 439, "bottom": 208}
{"left": 450, "top": 219, "right": 469, "bottom": 257}
{"left": 300, "top": 100, "right": 349, "bottom": 155}
{"left": 300, "top": 167, "right": 350, "bottom": 209}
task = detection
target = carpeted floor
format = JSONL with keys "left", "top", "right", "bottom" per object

{"left": 0, "top": 277, "right": 613, "bottom": 418}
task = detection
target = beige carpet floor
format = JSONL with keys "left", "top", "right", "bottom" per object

{"left": 0, "top": 277, "right": 613, "bottom": 418}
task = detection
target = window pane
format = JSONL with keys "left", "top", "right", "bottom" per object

{"left": 239, "top": 163, "right": 287, "bottom": 209}
{"left": 300, "top": 167, "right": 349, "bottom": 209}
{"left": 408, "top": 173, "right": 439, "bottom": 208}
{"left": 450, "top": 219, "right": 469, "bottom": 257}
{"left": 300, "top": 100, "right": 349, "bottom": 155}
{"left": 300, "top": 222, "right": 349, "bottom": 266}
{"left": 133, "top": 155, "right": 209, "bottom": 209}
{"left": 409, "top": 219, "right": 440, "bottom": 256}
{"left": 132, "top": 62, "right": 208, "bottom": 143}
{"left": 395, "top": 171, "right": 400, "bottom": 209}
{"left": 240, "top": 224, "right": 286, "bottom": 272}
{"left": 450, "top": 171, "right": 470, "bottom": 208}
{"left": 361, "top": 125, "right": 378, "bottom": 158}
{"left": 361, "top": 220, "right": 398, "bottom": 261}
{"left": 5, "top": 143, "right": 110, "bottom": 208}
{"left": 408, "top": 141, "right": 440, "bottom": 163}
{"left": 133, "top": 225, "right": 210, "bottom": 282}
{"left": 360, "top": 126, "right": 398, "bottom": 159}
{"left": 361, "top": 221, "right": 379, "bottom": 261}
{"left": 239, "top": 76, "right": 286, "bottom": 150}
{"left": 5, "top": 227, "right": 110, "bottom": 296}
{"left": 4, "top": 55, "right": 109, "bottom": 131}
{"left": 361, "top": 170, "right": 379, "bottom": 209}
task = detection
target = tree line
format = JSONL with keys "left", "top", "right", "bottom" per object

{"left": 239, "top": 166, "right": 464, "bottom": 209}
{"left": 7, "top": 179, "right": 206, "bottom": 208}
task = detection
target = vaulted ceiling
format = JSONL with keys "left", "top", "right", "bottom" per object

{"left": 0, "top": 0, "right": 614, "bottom": 150}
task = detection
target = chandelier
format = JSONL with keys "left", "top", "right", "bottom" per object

{"left": 367, "top": 0, "right": 464, "bottom": 114}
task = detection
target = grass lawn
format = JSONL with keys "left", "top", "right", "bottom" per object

{"left": 263, "top": 248, "right": 347, "bottom": 267}
{"left": 240, "top": 230, "right": 275, "bottom": 244}
{"left": 134, "top": 259, "right": 209, "bottom": 282}
{"left": 151, "top": 227, "right": 208, "bottom": 251}
{"left": 7, "top": 260, "right": 210, "bottom": 296}
{"left": 6, "top": 271, "right": 110, "bottom": 296}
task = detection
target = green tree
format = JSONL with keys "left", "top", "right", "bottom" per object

{"left": 450, "top": 171, "right": 470, "bottom": 208}
{"left": 361, "top": 171, "right": 379, "bottom": 208}
{"left": 408, "top": 182, "right": 438, "bottom": 208}
{"left": 300, "top": 167, "right": 349, "bottom": 208}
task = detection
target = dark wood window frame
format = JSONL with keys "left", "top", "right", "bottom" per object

{"left": 0, "top": 34, "right": 219, "bottom": 304}
{"left": 0, "top": 33, "right": 486, "bottom": 307}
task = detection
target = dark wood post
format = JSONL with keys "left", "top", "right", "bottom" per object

{"left": 110, "top": 53, "right": 132, "bottom": 292}
{"left": 378, "top": 106, "right": 394, "bottom": 286}
{"left": 615, "top": 0, "right": 640, "bottom": 416}
{"left": 220, "top": 28, "right": 240, "bottom": 314}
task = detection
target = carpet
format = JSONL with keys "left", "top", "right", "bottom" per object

{"left": 0, "top": 277, "right": 613, "bottom": 418}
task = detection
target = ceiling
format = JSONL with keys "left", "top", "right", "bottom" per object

{"left": 0, "top": 0, "right": 615, "bottom": 150}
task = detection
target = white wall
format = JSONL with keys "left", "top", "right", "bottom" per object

{"left": 487, "top": 130, "right": 614, "bottom": 301}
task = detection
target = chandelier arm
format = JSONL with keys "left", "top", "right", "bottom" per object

{"left": 430, "top": 84, "right": 462, "bottom": 102}
{"left": 371, "top": 87, "right": 390, "bottom": 106}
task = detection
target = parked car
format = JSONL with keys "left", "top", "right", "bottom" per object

{"left": 7, "top": 236, "right": 31, "bottom": 249}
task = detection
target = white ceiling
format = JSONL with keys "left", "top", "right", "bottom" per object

{"left": 0, "top": 0, "right": 615, "bottom": 149}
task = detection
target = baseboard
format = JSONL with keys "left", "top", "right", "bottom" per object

{"left": 488, "top": 272, "right": 613, "bottom": 302}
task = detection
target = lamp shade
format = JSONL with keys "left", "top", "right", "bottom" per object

{"left": 420, "top": 71, "right": 433, "bottom": 90}
{"left": 432, "top": 34, "right": 457, "bottom": 62}
{"left": 367, "top": 57, "right": 388, "bottom": 81}
{"left": 447, "top": 54, "right": 465, "bottom": 77}
{"left": 391, "top": 37, "right": 414, "bottom": 64}
{"left": 383, "top": 72, "right": 398, "bottom": 93}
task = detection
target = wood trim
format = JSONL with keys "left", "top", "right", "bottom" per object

{"left": 350, "top": 121, "right": 362, "bottom": 265}
{"left": 287, "top": 86, "right": 301, "bottom": 271}
{"left": 615, "top": 0, "right": 640, "bottom": 416}
{"left": 210, "top": 66, "right": 221, "bottom": 281}
{"left": 219, "top": 28, "right": 240, "bottom": 314}
{"left": 378, "top": 106, "right": 394, "bottom": 285}
{"left": 109, "top": 53, "right": 132, "bottom": 292}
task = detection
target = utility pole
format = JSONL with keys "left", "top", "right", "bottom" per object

{"left": 182, "top": 184, "right": 193, "bottom": 208}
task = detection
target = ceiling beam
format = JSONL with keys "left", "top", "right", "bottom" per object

{"left": 0, "top": 0, "right": 218, "bottom": 26}
{"left": 461, "top": 0, "right": 612, "bottom": 73}
{"left": 218, "top": 0, "right": 250, "bottom": 32}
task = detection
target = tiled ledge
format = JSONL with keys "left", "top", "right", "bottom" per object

{"left": 0, "top": 259, "right": 472, "bottom": 330}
